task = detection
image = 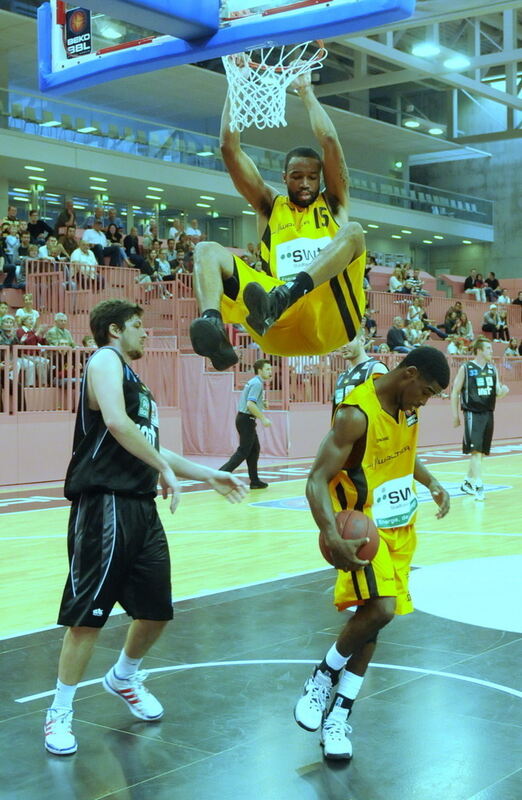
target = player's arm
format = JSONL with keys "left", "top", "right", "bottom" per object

{"left": 160, "top": 448, "right": 248, "bottom": 504}
{"left": 306, "top": 407, "right": 370, "bottom": 571}
{"left": 450, "top": 364, "right": 465, "bottom": 427}
{"left": 88, "top": 349, "right": 180, "bottom": 512}
{"left": 220, "top": 93, "right": 276, "bottom": 216}
{"left": 494, "top": 367, "right": 509, "bottom": 398}
{"left": 293, "top": 73, "right": 349, "bottom": 216}
{"left": 246, "top": 398, "right": 271, "bottom": 426}
{"left": 414, "top": 457, "right": 450, "bottom": 519}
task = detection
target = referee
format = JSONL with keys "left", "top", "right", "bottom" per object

{"left": 220, "top": 359, "right": 272, "bottom": 488}
{"left": 451, "top": 337, "right": 509, "bottom": 500}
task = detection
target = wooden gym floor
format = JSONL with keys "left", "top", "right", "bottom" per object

{"left": 1, "top": 444, "right": 521, "bottom": 800}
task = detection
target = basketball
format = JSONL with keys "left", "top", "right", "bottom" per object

{"left": 319, "top": 510, "right": 379, "bottom": 566}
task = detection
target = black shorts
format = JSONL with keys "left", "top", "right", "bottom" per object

{"left": 462, "top": 410, "right": 494, "bottom": 455}
{"left": 58, "top": 493, "right": 173, "bottom": 628}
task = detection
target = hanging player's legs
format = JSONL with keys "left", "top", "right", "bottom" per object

{"left": 190, "top": 242, "right": 239, "bottom": 370}
{"left": 294, "top": 596, "right": 395, "bottom": 760}
{"left": 244, "top": 221, "right": 365, "bottom": 337}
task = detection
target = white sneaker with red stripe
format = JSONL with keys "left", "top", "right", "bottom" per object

{"left": 44, "top": 707, "right": 78, "bottom": 755}
{"left": 102, "top": 668, "right": 164, "bottom": 720}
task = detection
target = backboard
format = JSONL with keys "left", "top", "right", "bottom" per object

{"left": 38, "top": 0, "right": 416, "bottom": 94}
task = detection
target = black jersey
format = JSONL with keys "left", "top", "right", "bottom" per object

{"left": 460, "top": 361, "right": 497, "bottom": 413}
{"left": 64, "top": 347, "right": 160, "bottom": 499}
{"left": 332, "top": 357, "right": 388, "bottom": 416}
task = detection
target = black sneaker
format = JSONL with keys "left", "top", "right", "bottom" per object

{"left": 243, "top": 282, "right": 291, "bottom": 337}
{"left": 190, "top": 316, "right": 238, "bottom": 371}
{"left": 250, "top": 481, "right": 268, "bottom": 489}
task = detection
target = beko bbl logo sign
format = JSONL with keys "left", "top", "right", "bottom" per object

{"left": 65, "top": 7, "right": 92, "bottom": 59}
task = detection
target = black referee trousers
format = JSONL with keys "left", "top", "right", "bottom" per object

{"left": 220, "top": 412, "right": 260, "bottom": 483}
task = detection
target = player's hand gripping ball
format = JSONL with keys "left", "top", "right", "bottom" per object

{"left": 319, "top": 510, "right": 379, "bottom": 566}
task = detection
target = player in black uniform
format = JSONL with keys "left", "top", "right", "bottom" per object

{"left": 451, "top": 337, "right": 509, "bottom": 501}
{"left": 45, "top": 299, "right": 247, "bottom": 756}
{"left": 332, "top": 329, "right": 388, "bottom": 417}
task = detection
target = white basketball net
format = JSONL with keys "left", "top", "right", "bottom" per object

{"left": 222, "top": 42, "right": 327, "bottom": 131}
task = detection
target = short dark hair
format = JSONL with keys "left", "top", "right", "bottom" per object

{"left": 29, "top": 209, "right": 38, "bottom": 215}
{"left": 284, "top": 147, "right": 322, "bottom": 173}
{"left": 473, "top": 337, "right": 490, "bottom": 354}
{"left": 90, "top": 299, "right": 143, "bottom": 347}
{"left": 254, "top": 358, "right": 271, "bottom": 374}
{"left": 399, "top": 346, "right": 450, "bottom": 389}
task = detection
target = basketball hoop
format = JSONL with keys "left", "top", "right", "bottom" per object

{"left": 222, "top": 41, "right": 327, "bottom": 131}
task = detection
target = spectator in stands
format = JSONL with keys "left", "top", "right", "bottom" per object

{"left": 405, "top": 319, "right": 428, "bottom": 347}
{"left": 456, "top": 312, "right": 474, "bottom": 343}
{"left": 185, "top": 219, "right": 202, "bottom": 241}
{"left": 407, "top": 296, "right": 446, "bottom": 340}
{"left": 38, "top": 235, "right": 68, "bottom": 261}
{"left": 15, "top": 314, "right": 49, "bottom": 385}
{"left": 388, "top": 266, "right": 409, "bottom": 294}
{"left": 496, "top": 288, "right": 511, "bottom": 304}
{"left": 123, "top": 227, "right": 147, "bottom": 272}
{"left": 377, "top": 342, "right": 390, "bottom": 354}
{"left": 242, "top": 242, "right": 262, "bottom": 270}
{"left": 464, "top": 268, "right": 486, "bottom": 301}
{"left": 15, "top": 231, "right": 31, "bottom": 287}
{"left": 446, "top": 336, "right": 467, "bottom": 355}
{"left": 165, "top": 238, "right": 177, "bottom": 264}
{"left": 107, "top": 208, "right": 123, "bottom": 229}
{"left": 81, "top": 335, "right": 96, "bottom": 349}
{"left": 70, "top": 239, "right": 104, "bottom": 289}
{"left": 513, "top": 290, "right": 522, "bottom": 306}
{"left": 484, "top": 271, "right": 499, "bottom": 302}
{"left": 168, "top": 218, "right": 184, "bottom": 242}
{"left": 1, "top": 225, "right": 18, "bottom": 288}
{"left": 504, "top": 337, "right": 519, "bottom": 356}
{"left": 4, "top": 223, "right": 19, "bottom": 265}
{"left": 54, "top": 200, "right": 77, "bottom": 234}
{"left": 444, "top": 310, "right": 460, "bottom": 336}
{"left": 0, "top": 314, "right": 17, "bottom": 346}
{"left": 2, "top": 206, "right": 19, "bottom": 232}
{"left": 15, "top": 293, "right": 40, "bottom": 328}
{"left": 177, "top": 232, "right": 190, "bottom": 251}
{"left": 83, "top": 219, "right": 121, "bottom": 266}
{"left": 106, "top": 224, "right": 132, "bottom": 266}
{"left": 386, "top": 316, "right": 413, "bottom": 353}
{"left": 497, "top": 309, "right": 510, "bottom": 341}
{"left": 45, "top": 313, "right": 76, "bottom": 347}
{"left": 58, "top": 225, "right": 79, "bottom": 258}
{"left": 27, "top": 209, "right": 54, "bottom": 244}
{"left": 154, "top": 248, "right": 176, "bottom": 284}
{"left": 481, "top": 305, "right": 504, "bottom": 341}
{"left": 83, "top": 206, "right": 106, "bottom": 229}
{"left": 0, "top": 300, "right": 8, "bottom": 322}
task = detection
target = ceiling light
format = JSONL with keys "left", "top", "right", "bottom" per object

{"left": 147, "top": 186, "right": 163, "bottom": 191}
{"left": 46, "top": 193, "right": 61, "bottom": 198}
{"left": 12, "top": 195, "right": 30, "bottom": 202}
{"left": 443, "top": 55, "right": 471, "bottom": 71}
{"left": 462, "top": 239, "right": 472, "bottom": 244}
{"left": 412, "top": 42, "right": 441, "bottom": 58}
{"left": 12, "top": 187, "right": 30, "bottom": 193}
{"left": 404, "top": 120, "right": 421, "bottom": 129}
{"left": 90, "top": 185, "right": 107, "bottom": 191}
{"left": 242, "top": 210, "right": 256, "bottom": 215}
{"left": 391, "top": 234, "right": 402, "bottom": 239}
{"left": 197, "top": 202, "right": 211, "bottom": 208}
{"left": 401, "top": 229, "right": 412, "bottom": 234}
{"left": 200, "top": 195, "right": 215, "bottom": 200}
{"left": 429, "top": 127, "right": 444, "bottom": 135}
{"left": 196, "top": 150, "right": 214, "bottom": 157}
{"left": 24, "top": 165, "right": 44, "bottom": 171}
{"left": 47, "top": 200, "right": 61, "bottom": 205}
{"left": 89, "top": 176, "right": 107, "bottom": 182}
{"left": 40, "top": 119, "right": 61, "bottom": 127}
{"left": 394, "top": 161, "right": 403, "bottom": 169}
{"left": 29, "top": 175, "right": 47, "bottom": 181}
{"left": 367, "top": 223, "right": 379, "bottom": 228}
{"left": 362, "top": 229, "right": 368, "bottom": 233}
{"left": 132, "top": 206, "right": 142, "bottom": 210}
{"left": 146, "top": 195, "right": 162, "bottom": 200}
{"left": 78, "top": 126, "right": 98, "bottom": 133}
{"left": 422, "top": 239, "right": 433, "bottom": 244}
{"left": 218, "top": 226, "right": 229, "bottom": 230}
{"left": 434, "top": 235, "right": 444, "bottom": 240}
{"left": 73, "top": 204, "right": 86, "bottom": 209}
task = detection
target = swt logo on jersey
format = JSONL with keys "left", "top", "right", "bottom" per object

{"left": 275, "top": 236, "right": 331, "bottom": 278}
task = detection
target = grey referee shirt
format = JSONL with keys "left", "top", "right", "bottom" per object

{"left": 238, "top": 375, "right": 264, "bottom": 416}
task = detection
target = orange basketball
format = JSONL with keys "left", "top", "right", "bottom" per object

{"left": 319, "top": 510, "right": 379, "bottom": 566}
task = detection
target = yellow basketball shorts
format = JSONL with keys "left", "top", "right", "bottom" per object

{"left": 220, "top": 252, "right": 366, "bottom": 356}
{"left": 334, "top": 524, "right": 417, "bottom": 616}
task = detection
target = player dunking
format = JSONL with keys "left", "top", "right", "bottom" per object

{"left": 295, "top": 347, "right": 450, "bottom": 760}
{"left": 44, "top": 300, "right": 247, "bottom": 756}
{"left": 189, "top": 70, "right": 366, "bottom": 370}
{"left": 451, "top": 337, "right": 509, "bottom": 500}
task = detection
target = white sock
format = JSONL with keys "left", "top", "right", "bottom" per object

{"left": 51, "top": 678, "right": 77, "bottom": 710}
{"left": 325, "top": 643, "right": 349, "bottom": 672}
{"left": 113, "top": 649, "right": 142, "bottom": 680}
{"left": 337, "top": 670, "right": 364, "bottom": 701}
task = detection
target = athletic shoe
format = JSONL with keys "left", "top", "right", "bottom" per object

{"left": 189, "top": 316, "right": 238, "bottom": 371}
{"left": 294, "top": 669, "right": 333, "bottom": 732}
{"left": 102, "top": 668, "right": 164, "bottom": 721}
{"left": 44, "top": 707, "right": 77, "bottom": 755}
{"left": 250, "top": 481, "right": 268, "bottom": 489}
{"left": 460, "top": 480, "right": 476, "bottom": 496}
{"left": 475, "top": 484, "right": 485, "bottom": 501}
{"left": 321, "top": 711, "right": 353, "bottom": 761}
{"left": 243, "top": 282, "right": 291, "bottom": 336}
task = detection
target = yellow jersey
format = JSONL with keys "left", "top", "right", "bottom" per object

{"left": 260, "top": 193, "right": 340, "bottom": 281}
{"left": 329, "top": 376, "right": 419, "bottom": 529}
